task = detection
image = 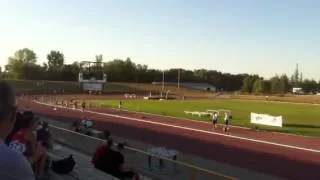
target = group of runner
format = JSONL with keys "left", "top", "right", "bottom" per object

{"left": 55, "top": 99, "right": 88, "bottom": 112}
{"left": 211, "top": 111, "right": 232, "bottom": 132}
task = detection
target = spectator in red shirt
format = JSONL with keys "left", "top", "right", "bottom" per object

{"left": 92, "top": 137, "right": 138, "bottom": 180}
{"left": 8, "top": 111, "right": 47, "bottom": 178}
{"left": 92, "top": 136, "right": 112, "bottom": 165}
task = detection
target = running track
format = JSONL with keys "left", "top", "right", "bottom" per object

{"left": 19, "top": 98, "right": 320, "bottom": 180}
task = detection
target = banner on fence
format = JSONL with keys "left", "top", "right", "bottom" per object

{"left": 82, "top": 83, "right": 103, "bottom": 91}
{"left": 250, "top": 112, "right": 283, "bottom": 127}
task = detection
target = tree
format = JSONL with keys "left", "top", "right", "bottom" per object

{"left": 253, "top": 78, "right": 264, "bottom": 94}
{"left": 241, "top": 76, "right": 251, "bottom": 93}
{"left": 95, "top": 54, "right": 103, "bottom": 64}
{"left": 270, "top": 75, "right": 281, "bottom": 94}
{"left": 301, "top": 79, "right": 318, "bottom": 94}
{"left": 20, "top": 64, "right": 46, "bottom": 80}
{"left": 47, "top": 50, "right": 64, "bottom": 71}
{"left": 291, "top": 63, "right": 301, "bottom": 86}
{"left": 6, "top": 48, "right": 299, "bottom": 91}
{"left": 263, "top": 80, "right": 271, "bottom": 93}
{"left": 6, "top": 48, "right": 37, "bottom": 79}
{"left": 279, "top": 74, "right": 290, "bottom": 93}
{"left": 241, "top": 75, "right": 258, "bottom": 94}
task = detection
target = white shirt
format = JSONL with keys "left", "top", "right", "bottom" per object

{"left": 212, "top": 114, "right": 218, "bottom": 120}
{"left": 0, "top": 141, "right": 35, "bottom": 180}
{"left": 224, "top": 114, "right": 229, "bottom": 121}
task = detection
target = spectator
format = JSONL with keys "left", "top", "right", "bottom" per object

{"left": 101, "top": 130, "right": 110, "bottom": 140}
{"left": 5, "top": 112, "right": 23, "bottom": 145}
{"left": 71, "top": 120, "right": 80, "bottom": 132}
{"left": 36, "top": 121, "right": 53, "bottom": 149}
{"left": 81, "top": 117, "right": 93, "bottom": 128}
{"left": 0, "top": 81, "right": 35, "bottom": 179}
{"left": 80, "top": 117, "right": 93, "bottom": 136}
{"left": 92, "top": 137, "right": 138, "bottom": 180}
{"left": 8, "top": 111, "right": 47, "bottom": 178}
{"left": 92, "top": 137, "right": 112, "bottom": 166}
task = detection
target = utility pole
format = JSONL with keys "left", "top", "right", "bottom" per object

{"left": 162, "top": 70, "right": 165, "bottom": 91}
{"left": 177, "top": 69, "right": 180, "bottom": 91}
{"left": 161, "top": 70, "right": 165, "bottom": 98}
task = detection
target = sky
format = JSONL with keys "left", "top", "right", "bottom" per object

{"left": 0, "top": 0, "right": 319, "bottom": 80}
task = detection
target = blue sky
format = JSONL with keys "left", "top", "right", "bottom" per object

{"left": 0, "top": 0, "right": 319, "bottom": 80}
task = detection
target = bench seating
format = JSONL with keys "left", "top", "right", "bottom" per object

{"left": 47, "top": 144, "right": 120, "bottom": 180}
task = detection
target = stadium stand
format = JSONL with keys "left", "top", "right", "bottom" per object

{"left": 9, "top": 110, "right": 122, "bottom": 180}
{"left": 48, "top": 122, "right": 156, "bottom": 180}
{"left": 48, "top": 143, "right": 121, "bottom": 180}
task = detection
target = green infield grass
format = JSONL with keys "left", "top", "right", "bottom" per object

{"left": 91, "top": 99, "right": 320, "bottom": 137}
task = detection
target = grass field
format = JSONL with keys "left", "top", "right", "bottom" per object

{"left": 91, "top": 99, "right": 320, "bottom": 137}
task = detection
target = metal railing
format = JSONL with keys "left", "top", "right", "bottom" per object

{"left": 48, "top": 124, "right": 237, "bottom": 180}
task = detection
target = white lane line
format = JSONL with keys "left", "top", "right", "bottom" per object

{"left": 35, "top": 101, "right": 320, "bottom": 153}
{"left": 107, "top": 107, "right": 251, "bottom": 129}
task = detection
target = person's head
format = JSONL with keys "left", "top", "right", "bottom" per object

{"left": 107, "top": 137, "right": 113, "bottom": 148}
{"left": 41, "top": 121, "right": 49, "bottom": 130}
{"left": 4, "top": 112, "right": 23, "bottom": 144}
{"left": 19, "top": 111, "right": 39, "bottom": 131}
{"left": 0, "top": 81, "right": 17, "bottom": 139}
{"left": 103, "top": 130, "right": 110, "bottom": 139}
{"left": 117, "top": 142, "right": 127, "bottom": 151}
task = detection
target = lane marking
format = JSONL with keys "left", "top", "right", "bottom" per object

{"left": 107, "top": 107, "right": 251, "bottom": 129}
{"left": 35, "top": 101, "right": 320, "bottom": 153}
{"left": 104, "top": 107, "right": 318, "bottom": 139}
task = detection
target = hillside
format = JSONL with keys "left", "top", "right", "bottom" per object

{"left": 5, "top": 80, "right": 215, "bottom": 97}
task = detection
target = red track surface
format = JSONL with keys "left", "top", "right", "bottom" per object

{"left": 19, "top": 97, "right": 320, "bottom": 180}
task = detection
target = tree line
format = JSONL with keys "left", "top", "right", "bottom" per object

{"left": 1, "top": 48, "right": 319, "bottom": 94}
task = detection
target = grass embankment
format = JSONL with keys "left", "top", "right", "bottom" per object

{"left": 91, "top": 99, "right": 320, "bottom": 137}
{"left": 113, "top": 83, "right": 215, "bottom": 97}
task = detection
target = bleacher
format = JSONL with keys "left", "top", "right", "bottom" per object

{"left": 48, "top": 121, "right": 156, "bottom": 180}
{"left": 47, "top": 144, "right": 120, "bottom": 180}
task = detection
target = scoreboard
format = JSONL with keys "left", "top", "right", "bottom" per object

{"left": 78, "top": 72, "right": 107, "bottom": 83}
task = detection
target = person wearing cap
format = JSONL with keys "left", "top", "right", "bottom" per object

{"left": 9, "top": 110, "right": 47, "bottom": 178}
{"left": 0, "top": 81, "right": 35, "bottom": 179}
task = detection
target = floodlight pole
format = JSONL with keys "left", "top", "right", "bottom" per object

{"left": 162, "top": 70, "right": 165, "bottom": 91}
{"left": 177, "top": 69, "right": 180, "bottom": 91}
